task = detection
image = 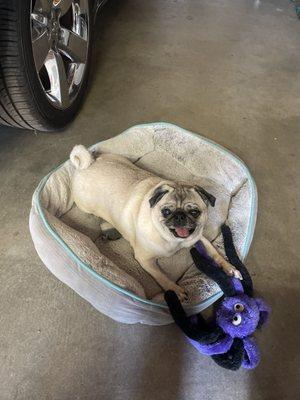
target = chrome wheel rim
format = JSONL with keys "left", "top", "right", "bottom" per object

{"left": 30, "top": 0, "right": 89, "bottom": 109}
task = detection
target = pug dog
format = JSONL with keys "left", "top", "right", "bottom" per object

{"left": 70, "top": 145, "right": 242, "bottom": 301}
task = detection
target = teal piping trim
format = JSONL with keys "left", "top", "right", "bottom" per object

{"left": 33, "top": 122, "right": 257, "bottom": 310}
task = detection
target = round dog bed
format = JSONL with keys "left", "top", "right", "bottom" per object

{"left": 29, "top": 123, "right": 257, "bottom": 325}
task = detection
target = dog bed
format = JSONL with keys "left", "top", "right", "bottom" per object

{"left": 29, "top": 123, "right": 257, "bottom": 325}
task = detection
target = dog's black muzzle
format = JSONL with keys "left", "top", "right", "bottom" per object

{"left": 172, "top": 211, "right": 188, "bottom": 227}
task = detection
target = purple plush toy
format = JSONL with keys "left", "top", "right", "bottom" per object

{"left": 165, "top": 224, "right": 270, "bottom": 371}
{"left": 188, "top": 252, "right": 270, "bottom": 369}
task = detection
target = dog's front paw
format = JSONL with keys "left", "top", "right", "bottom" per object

{"left": 167, "top": 283, "right": 188, "bottom": 302}
{"left": 222, "top": 262, "right": 243, "bottom": 280}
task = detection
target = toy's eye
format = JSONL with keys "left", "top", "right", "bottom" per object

{"left": 234, "top": 303, "right": 244, "bottom": 312}
{"left": 232, "top": 314, "right": 242, "bottom": 326}
{"left": 189, "top": 209, "right": 200, "bottom": 218}
{"left": 162, "top": 208, "right": 172, "bottom": 218}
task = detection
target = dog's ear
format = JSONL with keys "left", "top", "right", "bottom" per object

{"left": 149, "top": 186, "right": 169, "bottom": 208}
{"left": 194, "top": 186, "right": 216, "bottom": 207}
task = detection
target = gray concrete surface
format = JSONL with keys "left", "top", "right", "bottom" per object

{"left": 1, "top": 0, "right": 300, "bottom": 399}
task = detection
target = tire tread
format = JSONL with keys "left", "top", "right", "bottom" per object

{"left": 0, "top": 0, "right": 92, "bottom": 131}
{"left": 0, "top": 1, "right": 37, "bottom": 129}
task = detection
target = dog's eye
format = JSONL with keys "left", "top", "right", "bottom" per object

{"left": 162, "top": 208, "right": 172, "bottom": 218}
{"left": 189, "top": 209, "right": 200, "bottom": 217}
{"left": 232, "top": 314, "right": 242, "bottom": 326}
{"left": 234, "top": 303, "right": 244, "bottom": 312}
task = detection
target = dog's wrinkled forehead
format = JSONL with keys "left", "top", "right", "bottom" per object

{"left": 169, "top": 186, "right": 197, "bottom": 206}
{"left": 149, "top": 183, "right": 216, "bottom": 208}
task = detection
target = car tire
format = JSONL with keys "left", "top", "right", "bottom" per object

{"left": 0, "top": 0, "right": 93, "bottom": 131}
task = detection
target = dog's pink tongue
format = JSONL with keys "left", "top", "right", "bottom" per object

{"left": 175, "top": 227, "right": 190, "bottom": 238}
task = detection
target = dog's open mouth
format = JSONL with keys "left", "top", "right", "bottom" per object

{"left": 170, "top": 227, "right": 195, "bottom": 238}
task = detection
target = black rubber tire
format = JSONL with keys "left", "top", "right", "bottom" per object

{"left": 0, "top": 0, "right": 93, "bottom": 131}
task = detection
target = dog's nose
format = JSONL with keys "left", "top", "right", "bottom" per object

{"left": 173, "top": 211, "right": 187, "bottom": 226}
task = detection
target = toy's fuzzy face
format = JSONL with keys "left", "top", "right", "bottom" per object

{"left": 216, "top": 294, "right": 260, "bottom": 338}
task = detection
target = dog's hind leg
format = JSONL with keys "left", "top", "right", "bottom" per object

{"left": 100, "top": 221, "right": 122, "bottom": 241}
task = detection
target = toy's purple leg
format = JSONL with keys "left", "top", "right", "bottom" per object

{"left": 232, "top": 278, "right": 244, "bottom": 294}
{"left": 195, "top": 241, "right": 211, "bottom": 260}
{"left": 188, "top": 335, "right": 233, "bottom": 355}
{"left": 195, "top": 241, "right": 244, "bottom": 293}
{"left": 242, "top": 337, "right": 260, "bottom": 369}
{"left": 232, "top": 278, "right": 244, "bottom": 293}
{"left": 255, "top": 298, "right": 271, "bottom": 326}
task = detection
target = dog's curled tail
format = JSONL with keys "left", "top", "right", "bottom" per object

{"left": 70, "top": 145, "right": 94, "bottom": 170}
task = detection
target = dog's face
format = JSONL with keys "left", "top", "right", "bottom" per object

{"left": 149, "top": 183, "right": 216, "bottom": 242}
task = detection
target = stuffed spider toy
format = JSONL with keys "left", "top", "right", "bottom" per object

{"left": 165, "top": 224, "right": 270, "bottom": 370}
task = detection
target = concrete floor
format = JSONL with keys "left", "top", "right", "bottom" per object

{"left": 1, "top": 0, "right": 300, "bottom": 399}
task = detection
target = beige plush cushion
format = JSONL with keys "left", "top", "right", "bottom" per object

{"left": 35, "top": 123, "right": 256, "bottom": 308}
